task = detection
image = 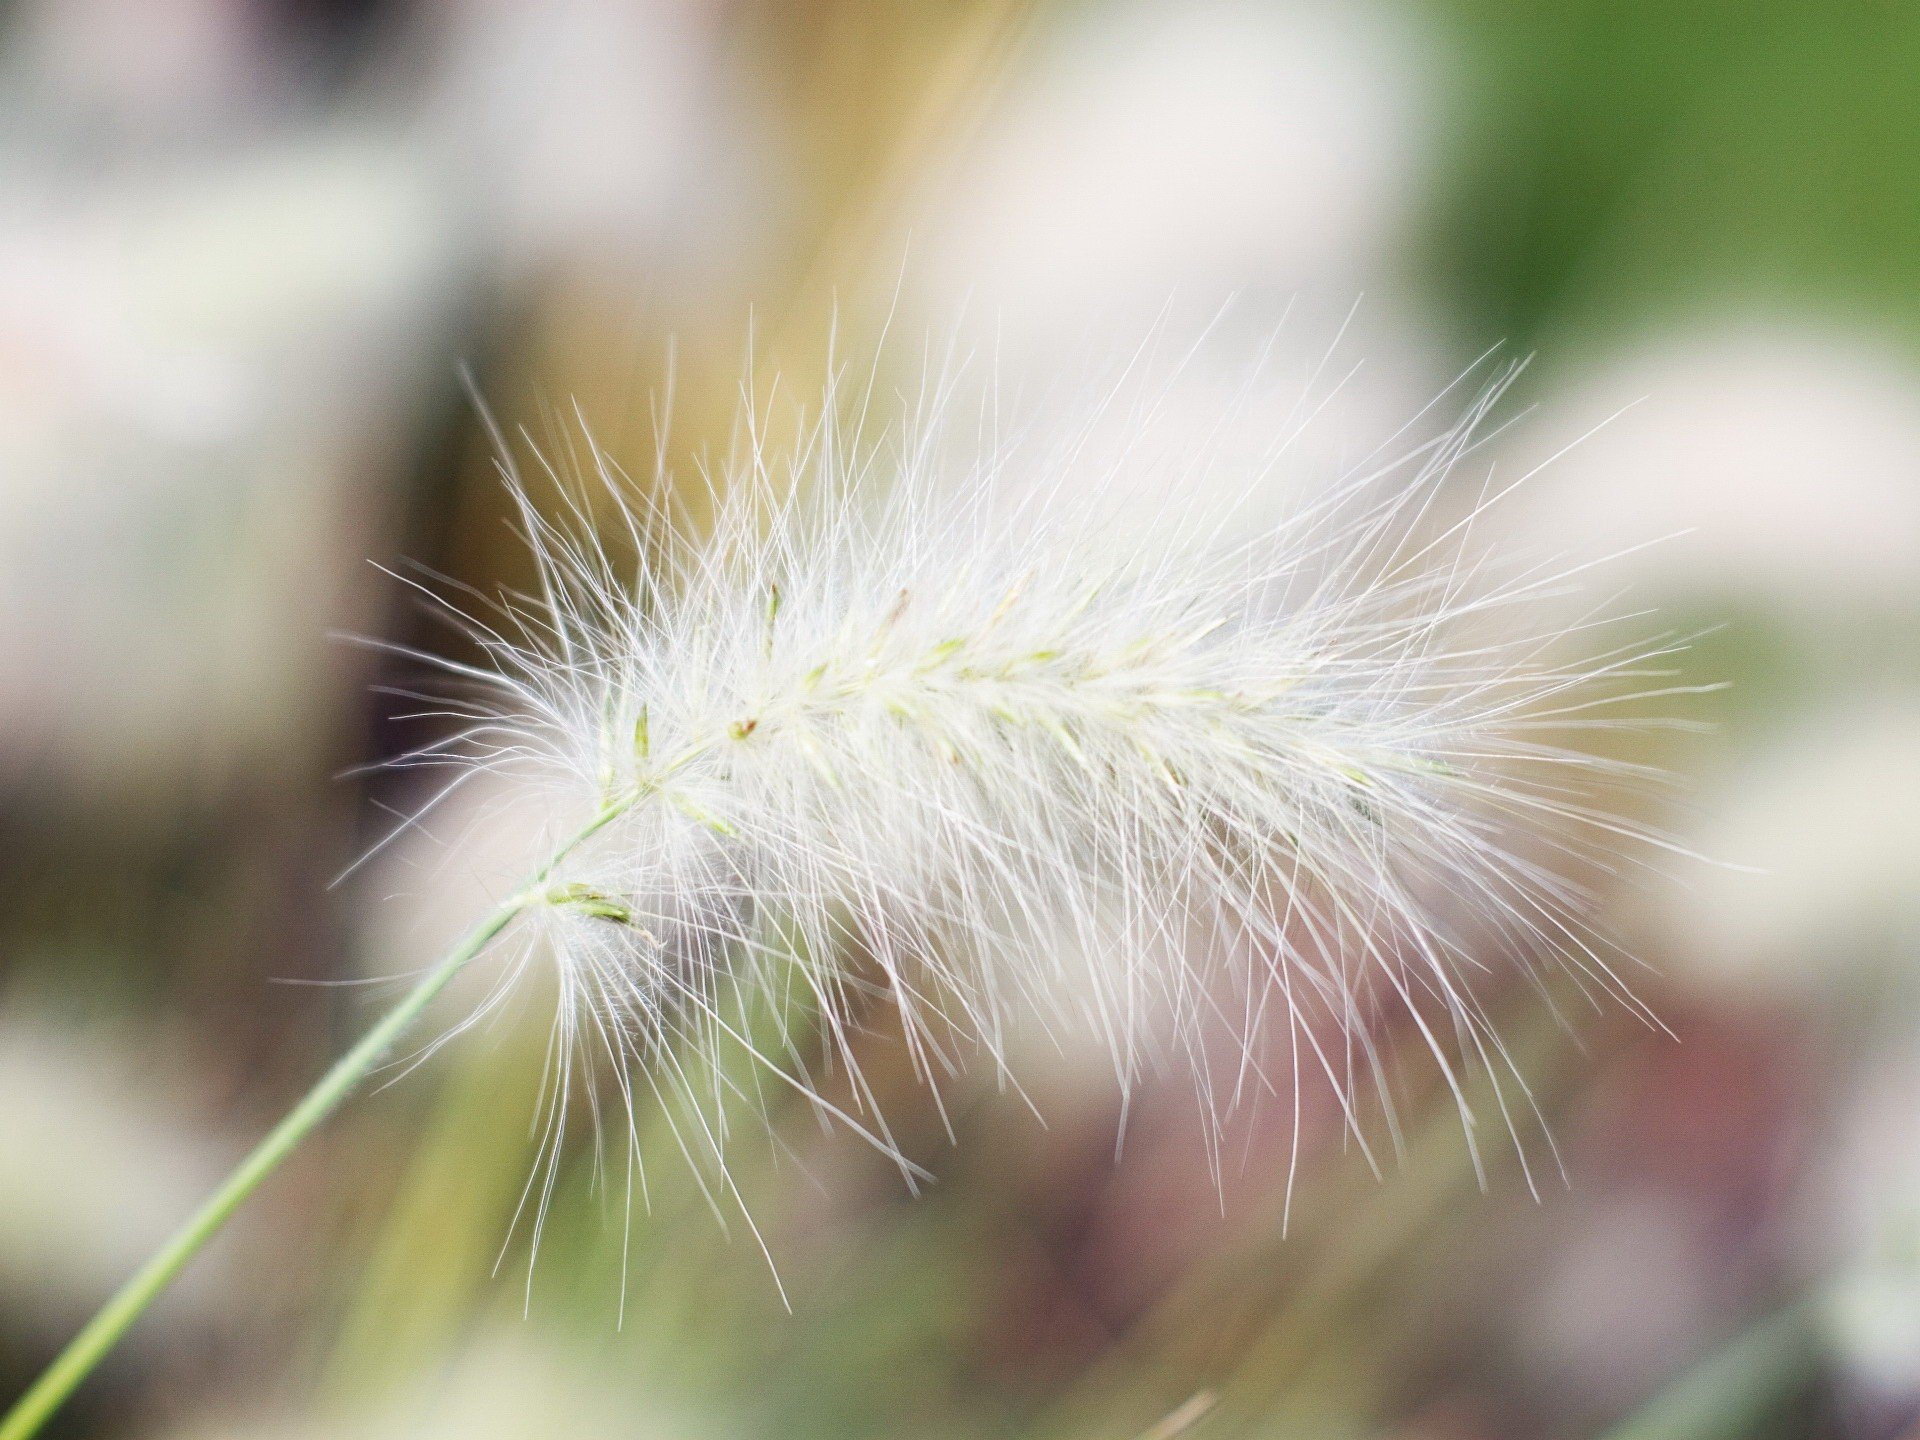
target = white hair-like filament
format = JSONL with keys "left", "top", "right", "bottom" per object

{"left": 370, "top": 337, "right": 1692, "bottom": 1288}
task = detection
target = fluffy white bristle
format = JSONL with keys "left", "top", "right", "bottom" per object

{"left": 374, "top": 341, "right": 1682, "bottom": 1247}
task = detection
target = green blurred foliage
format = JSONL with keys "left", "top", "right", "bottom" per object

{"left": 1424, "top": 1, "right": 1920, "bottom": 351}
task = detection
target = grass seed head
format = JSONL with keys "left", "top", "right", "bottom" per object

{"left": 380, "top": 342, "right": 1682, "bottom": 1216}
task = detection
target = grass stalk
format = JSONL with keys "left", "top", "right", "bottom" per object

{"left": 0, "top": 802, "right": 633, "bottom": 1440}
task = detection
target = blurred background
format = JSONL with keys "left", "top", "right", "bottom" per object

{"left": 2, "top": 1, "right": 1917, "bottom": 1436}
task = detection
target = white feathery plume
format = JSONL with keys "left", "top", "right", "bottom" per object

{"left": 373, "top": 341, "right": 1685, "bottom": 1248}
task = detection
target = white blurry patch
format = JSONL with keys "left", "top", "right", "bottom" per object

{"left": 1, "top": 0, "right": 270, "bottom": 133}
{"left": 0, "top": 127, "right": 459, "bottom": 792}
{"left": 1640, "top": 699, "right": 1920, "bottom": 1002}
{"left": 1811, "top": 1042, "right": 1920, "bottom": 1402}
{"left": 936, "top": 313, "right": 1461, "bottom": 544}
{"left": 1515, "top": 1188, "right": 1726, "bottom": 1413}
{"left": 390, "top": 0, "right": 774, "bottom": 285}
{"left": 910, "top": 0, "right": 1432, "bottom": 347}
{"left": 0, "top": 1013, "right": 229, "bottom": 1320}
{"left": 1497, "top": 322, "right": 1920, "bottom": 616}
{"left": 901, "top": 0, "right": 1445, "bottom": 542}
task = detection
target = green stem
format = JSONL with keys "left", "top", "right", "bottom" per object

{"left": 0, "top": 802, "right": 630, "bottom": 1440}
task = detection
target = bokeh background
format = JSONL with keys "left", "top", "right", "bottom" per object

{"left": 3, "top": 2, "right": 1918, "bottom": 1437}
